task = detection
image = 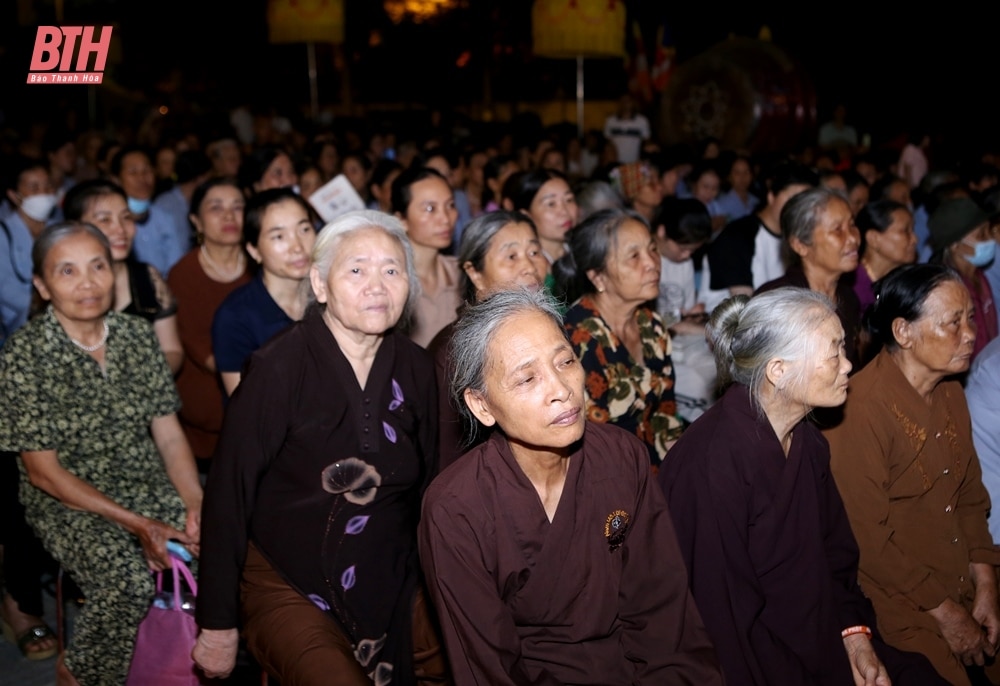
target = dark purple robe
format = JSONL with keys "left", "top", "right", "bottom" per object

{"left": 658, "top": 384, "right": 946, "bottom": 685}
{"left": 419, "top": 421, "right": 722, "bottom": 685}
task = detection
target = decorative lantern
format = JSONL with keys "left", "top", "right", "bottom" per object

{"left": 268, "top": 0, "right": 345, "bottom": 44}
{"left": 531, "top": 0, "right": 626, "bottom": 135}
{"left": 532, "top": 0, "right": 625, "bottom": 59}
{"left": 267, "top": 0, "right": 345, "bottom": 119}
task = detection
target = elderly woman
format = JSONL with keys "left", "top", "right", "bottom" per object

{"left": 391, "top": 166, "right": 461, "bottom": 347}
{"left": 659, "top": 287, "right": 945, "bottom": 686}
{"left": 0, "top": 222, "right": 202, "bottom": 685}
{"left": 419, "top": 287, "right": 723, "bottom": 684}
{"left": 212, "top": 188, "right": 316, "bottom": 396}
{"left": 63, "top": 179, "right": 184, "bottom": 373}
{"left": 427, "top": 210, "right": 549, "bottom": 470}
{"left": 193, "top": 211, "right": 444, "bottom": 684}
{"left": 927, "top": 197, "right": 997, "bottom": 360}
{"left": 853, "top": 199, "right": 917, "bottom": 315}
{"left": 825, "top": 264, "right": 1000, "bottom": 686}
{"left": 168, "top": 178, "right": 251, "bottom": 462}
{"left": 555, "top": 208, "right": 683, "bottom": 465}
{"left": 757, "top": 186, "right": 863, "bottom": 368}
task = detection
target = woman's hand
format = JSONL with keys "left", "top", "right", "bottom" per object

{"left": 133, "top": 516, "right": 192, "bottom": 572}
{"left": 928, "top": 597, "right": 989, "bottom": 665}
{"left": 971, "top": 562, "right": 1000, "bottom": 656}
{"left": 843, "top": 633, "right": 890, "bottom": 686}
{"left": 192, "top": 628, "right": 240, "bottom": 679}
{"left": 184, "top": 507, "right": 202, "bottom": 558}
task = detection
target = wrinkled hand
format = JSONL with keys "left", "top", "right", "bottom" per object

{"left": 193, "top": 628, "right": 240, "bottom": 679}
{"left": 184, "top": 507, "right": 202, "bottom": 558}
{"left": 843, "top": 634, "right": 890, "bottom": 686}
{"left": 929, "top": 598, "right": 989, "bottom": 666}
{"left": 133, "top": 516, "right": 192, "bottom": 572}
{"left": 971, "top": 588, "right": 1000, "bottom": 657}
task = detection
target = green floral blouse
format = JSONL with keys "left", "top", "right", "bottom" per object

{"left": 0, "top": 308, "right": 183, "bottom": 528}
{"left": 564, "top": 296, "right": 683, "bottom": 466}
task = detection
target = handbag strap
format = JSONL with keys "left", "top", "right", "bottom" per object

{"left": 154, "top": 554, "right": 198, "bottom": 611}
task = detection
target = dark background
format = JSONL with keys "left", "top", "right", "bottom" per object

{"left": 0, "top": 0, "right": 994, "bottom": 152}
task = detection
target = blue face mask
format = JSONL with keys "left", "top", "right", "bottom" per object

{"left": 964, "top": 239, "right": 997, "bottom": 267}
{"left": 127, "top": 196, "right": 151, "bottom": 216}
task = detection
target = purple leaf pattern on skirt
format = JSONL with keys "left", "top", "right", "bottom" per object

{"left": 345, "top": 515, "right": 370, "bottom": 535}
{"left": 340, "top": 565, "right": 356, "bottom": 591}
{"left": 383, "top": 421, "right": 397, "bottom": 443}
{"left": 308, "top": 594, "right": 330, "bottom": 611}
{"left": 389, "top": 379, "right": 404, "bottom": 411}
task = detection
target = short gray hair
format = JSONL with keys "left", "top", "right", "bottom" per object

{"left": 449, "top": 287, "right": 564, "bottom": 442}
{"left": 707, "top": 287, "right": 837, "bottom": 406}
{"left": 457, "top": 210, "right": 537, "bottom": 302}
{"left": 310, "top": 210, "right": 420, "bottom": 323}
{"left": 32, "top": 221, "right": 112, "bottom": 276}
{"left": 780, "top": 187, "right": 849, "bottom": 266}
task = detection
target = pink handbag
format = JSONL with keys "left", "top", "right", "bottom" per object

{"left": 126, "top": 556, "right": 207, "bottom": 685}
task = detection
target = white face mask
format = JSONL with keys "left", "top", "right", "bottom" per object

{"left": 20, "top": 193, "right": 58, "bottom": 222}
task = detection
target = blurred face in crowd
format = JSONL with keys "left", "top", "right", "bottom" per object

{"left": 866, "top": 209, "right": 917, "bottom": 269}
{"left": 527, "top": 178, "right": 577, "bottom": 247}
{"left": 191, "top": 184, "right": 245, "bottom": 247}
{"left": 399, "top": 175, "right": 457, "bottom": 251}
{"left": 118, "top": 151, "right": 155, "bottom": 201}
{"left": 81, "top": 192, "right": 135, "bottom": 262}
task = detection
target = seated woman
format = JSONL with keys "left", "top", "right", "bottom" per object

{"left": 238, "top": 146, "right": 298, "bottom": 197}
{"left": 659, "top": 287, "right": 945, "bottom": 686}
{"left": 853, "top": 199, "right": 917, "bottom": 315}
{"left": 556, "top": 208, "right": 684, "bottom": 465}
{"left": 0, "top": 222, "right": 202, "bottom": 686}
{"left": 502, "top": 168, "right": 578, "bottom": 264}
{"left": 825, "top": 264, "right": 1000, "bottom": 686}
{"left": 193, "top": 211, "right": 445, "bottom": 684}
{"left": 63, "top": 179, "right": 184, "bottom": 373}
{"left": 212, "top": 188, "right": 316, "bottom": 396}
{"left": 419, "top": 287, "right": 723, "bottom": 685}
{"left": 757, "top": 186, "right": 863, "bottom": 369}
{"left": 927, "top": 197, "right": 997, "bottom": 360}
{"left": 427, "top": 210, "right": 549, "bottom": 471}
{"left": 168, "top": 178, "right": 251, "bottom": 462}
{"left": 391, "top": 166, "right": 461, "bottom": 347}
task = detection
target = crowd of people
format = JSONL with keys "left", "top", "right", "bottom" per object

{"left": 1, "top": 99, "right": 1000, "bottom": 685}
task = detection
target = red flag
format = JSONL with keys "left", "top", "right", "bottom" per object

{"left": 651, "top": 22, "right": 675, "bottom": 92}
{"left": 626, "top": 21, "right": 652, "bottom": 104}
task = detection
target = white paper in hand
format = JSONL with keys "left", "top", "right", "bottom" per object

{"left": 309, "top": 174, "right": 366, "bottom": 223}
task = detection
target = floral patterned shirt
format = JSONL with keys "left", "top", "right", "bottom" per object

{"left": 0, "top": 307, "right": 184, "bottom": 526}
{"left": 564, "top": 296, "right": 682, "bottom": 465}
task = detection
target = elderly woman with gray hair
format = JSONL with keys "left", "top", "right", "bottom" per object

{"left": 0, "top": 221, "right": 202, "bottom": 685}
{"left": 659, "top": 288, "right": 946, "bottom": 686}
{"left": 427, "top": 210, "right": 549, "bottom": 470}
{"left": 193, "top": 210, "right": 446, "bottom": 685}
{"left": 419, "top": 287, "right": 723, "bottom": 685}
{"left": 757, "top": 186, "right": 863, "bottom": 368}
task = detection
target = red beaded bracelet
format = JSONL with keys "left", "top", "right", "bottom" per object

{"left": 841, "top": 625, "right": 873, "bottom": 639}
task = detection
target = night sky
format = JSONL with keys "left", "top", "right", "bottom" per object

{"left": 1, "top": 1, "right": 995, "bottom": 155}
